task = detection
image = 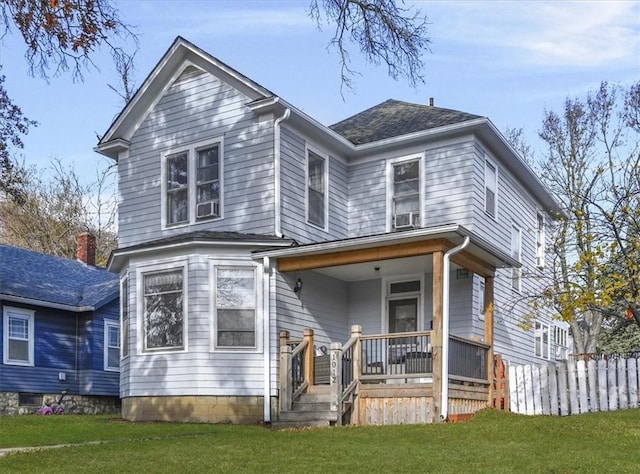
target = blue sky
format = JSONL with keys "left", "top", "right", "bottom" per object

{"left": 1, "top": 0, "right": 638, "bottom": 180}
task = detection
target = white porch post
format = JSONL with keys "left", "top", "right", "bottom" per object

{"left": 329, "top": 342, "right": 343, "bottom": 421}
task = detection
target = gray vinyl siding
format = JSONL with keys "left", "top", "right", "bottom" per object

{"left": 469, "top": 142, "right": 557, "bottom": 365}
{"left": 279, "top": 127, "right": 348, "bottom": 243}
{"left": 121, "top": 249, "right": 267, "bottom": 397}
{"left": 348, "top": 159, "right": 387, "bottom": 235}
{"left": 423, "top": 141, "right": 475, "bottom": 229}
{"left": 118, "top": 68, "right": 275, "bottom": 248}
{"left": 275, "top": 270, "right": 350, "bottom": 347}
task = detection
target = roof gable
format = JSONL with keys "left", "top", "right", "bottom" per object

{"left": 96, "top": 36, "right": 274, "bottom": 159}
{"left": 330, "top": 99, "right": 483, "bottom": 145}
{"left": 0, "top": 244, "right": 118, "bottom": 310}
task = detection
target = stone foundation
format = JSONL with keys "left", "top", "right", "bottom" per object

{"left": 0, "top": 392, "right": 120, "bottom": 416}
{"left": 122, "top": 395, "right": 277, "bottom": 424}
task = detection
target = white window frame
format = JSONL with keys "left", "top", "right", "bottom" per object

{"left": 553, "top": 326, "right": 569, "bottom": 360}
{"left": 484, "top": 158, "right": 498, "bottom": 218}
{"left": 511, "top": 223, "right": 522, "bottom": 292}
{"left": 3, "top": 306, "right": 35, "bottom": 366}
{"left": 387, "top": 154, "right": 424, "bottom": 232}
{"left": 381, "top": 275, "right": 424, "bottom": 333}
{"left": 104, "top": 320, "right": 120, "bottom": 372}
{"left": 534, "top": 322, "right": 550, "bottom": 360}
{"left": 477, "top": 275, "right": 486, "bottom": 321}
{"left": 120, "top": 275, "right": 129, "bottom": 359}
{"left": 536, "top": 212, "right": 546, "bottom": 269}
{"left": 210, "top": 260, "right": 262, "bottom": 352}
{"left": 136, "top": 260, "right": 188, "bottom": 354}
{"left": 161, "top": 137, "right": 224, "bottom": 229}
{"left": 305, "top": 147, "right": 328, "bottom": 230}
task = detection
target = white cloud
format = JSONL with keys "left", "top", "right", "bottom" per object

{"left": 428, "top": 0, "right": 639, "bottom": 69}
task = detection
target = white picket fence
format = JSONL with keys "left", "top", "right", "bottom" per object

{"left": 509, "top": 357, "right": 640, "bottom": 416}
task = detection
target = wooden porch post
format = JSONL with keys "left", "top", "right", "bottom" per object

{"left": 432, "top": 250, "right": 444, "bottom": 421}
{"left": 484, "top": 277, "right": 495, "bottom": 405}
{"left": 303, "top": 329, "right": 315, "bottom": 387}
{"left": 329, "top": 342, "right": 343, "bottom": 423}
{"left": 279, "top": 331, "right": 292, "bottom": 412}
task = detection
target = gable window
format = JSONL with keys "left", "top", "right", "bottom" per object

{"left": 485, "top": 159, "right": 497, "bottom": 217}
{"left": 535, "top": 322, "right": 550, "bottom": 359}
{"left": 511, "top": 223, "right": 521, "bottom": 291}
{"left": 121, "top": 277, "right": 129, "bottom": 358}
{"left": 142, "top": 268, "right": 185, "bottom": 352}
{"left": 536, "top": 213, "right": 545, "bottom": 269}
{"left": 3, "top": 307, "right": 34, "bottom": 366}
{"left": 307, "top": 149, "right": 327, "bottom": 229}
{"left": 214, "top": 266, "right": 257, "bottom": 349}
{"left": 163, "top": 139, "right": 222, "bottom": 228}
{"left": 390, "top": 158, "right": 421, "bottom": 230}
{"left": 104, "top": 321, "right": 120, "bottom": 371}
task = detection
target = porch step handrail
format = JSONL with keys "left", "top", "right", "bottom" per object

{"left": 279, "top": 329, "right": 315, "bottom": 412}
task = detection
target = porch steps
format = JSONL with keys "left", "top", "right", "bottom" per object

{"left": 273, "top": 385, "right": 338, "bottom": 429}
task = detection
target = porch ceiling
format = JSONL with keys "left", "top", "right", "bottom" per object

{"left": 254, "top": 225, "right": 517, "bottom": 278}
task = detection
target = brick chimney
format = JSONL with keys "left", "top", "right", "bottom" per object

{"left": 76, "top": 232, "right": 96, "bottom": 266}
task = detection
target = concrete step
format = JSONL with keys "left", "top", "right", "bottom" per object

{"left": 270, "top": 419, "right": 331, "bottom": 429}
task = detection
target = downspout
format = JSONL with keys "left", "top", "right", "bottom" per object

{"left": 262, "top": 256, "right": 272, "bottom": 423}
{"left": 274, "top": 107, "right": 290, "bottom": 238}
{"left": 441, "top": 236, "right": 470, "bottom": 422}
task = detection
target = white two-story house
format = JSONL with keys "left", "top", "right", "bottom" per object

{"left": 97, "top": 37, "right": 568, "bottom": 426}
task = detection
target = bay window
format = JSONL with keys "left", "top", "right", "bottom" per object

{"left": 142, "top": 268, "right": 185, "bottom": 352}
{"left": 214, "top": 266, "right": 257, "bottom": 349}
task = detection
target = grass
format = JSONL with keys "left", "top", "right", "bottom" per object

{"left": 1, "top": 409, "right": 639, "bottom": 473}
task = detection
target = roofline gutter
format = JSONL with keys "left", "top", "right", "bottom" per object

{"left": 0, "top": 294, "right": 94, "bottom": 313}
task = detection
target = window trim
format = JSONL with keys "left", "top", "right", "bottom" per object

{"left": 511, "top": 222, "right": 522, "bottom": 292}
{"left": 3, "top": 306, "right": 35, "bottom": 367}
{"left": 210, "top": 260, "right": 262, "bottom": 353}
{"left": 305, "top": 147, "right": 329, "bottom": 231}
{"left": 386, "top": 154, "right": 424, "bottom": 232}
{"left": 381, "top": 274, "right": 424, "bottom": 333}
{"left": 104, "top": 320, "right": 120, "bottom": 372}
{"left": 477, "top": 275, "right": 486, "bottom": 322}
{"left": 484, "top": 157, "right": 498, "bottom": 219}
{"left": 120, "top": 275, "right": 129, "bottom": 359}
{"left": 160, "top": 137, "right": 224, "bottom": 229}
{"left": 534, "top": 322, "right": 550, "bottom": 360}
{"left": 136, "top": 260, "right": 189, "bottom": 355}
{"left": 536, "top": 212, "right": 546, "bottom": 269}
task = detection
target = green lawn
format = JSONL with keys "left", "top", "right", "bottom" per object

{"left": 1, "top": 409, "right": 639, "bottom": 473}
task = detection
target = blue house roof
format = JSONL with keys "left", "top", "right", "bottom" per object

{"left": 0, "top": 244, "right": 119, "bottom": 311}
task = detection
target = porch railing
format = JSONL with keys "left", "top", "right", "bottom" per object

{"left": 449, "top": 335, "right": 490, "bottom": 382}
{"left": 279, "top": 326, "right": 491, "bottom": 417}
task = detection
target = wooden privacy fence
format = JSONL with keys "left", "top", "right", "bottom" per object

{"left": 509, "top": 357, "right": 640, "bottom": 416}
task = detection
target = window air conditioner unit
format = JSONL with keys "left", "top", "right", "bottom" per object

{"left": 393, "top": 212, "right": 420, "bottom": 230}
{"left": 197, "top": 200, "right": 219, "bottom": 218}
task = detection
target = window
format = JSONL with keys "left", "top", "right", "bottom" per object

{"left": 535, "top": 322, "right": 550, "bottom": 359}
{"left": 142, "top": 268, "right": 185, "bottom": 352}
{"left": 390, "top": 158, "right": 421, "bottom": 230}
{"left": 485, "top": 159, "right": 497, "bottom": 217}
{"left": 536, "top": 213, "right": 545, "bottom": 269}
{"left": 104, "top": 321, "right": 120, "bottom": 371}
{"left": 3, "top": 307, "right": 34, "bottom": 366}
{"left": 554, "top": 326, "right": 569, "bottom": 360}
{"left": 163, "top": 139, "right": 222, "bottom": 227}
{"left": 511, "top": 223, "right": 521, "bottom": 291}
{"left": 214, "top": 266, "right": 257, "bottom": 349}
{"left": 307, "top": 149, "right": 327, "bottom": 229}
{"left": 121, "top": 277, "right": 129, "bottom": 358}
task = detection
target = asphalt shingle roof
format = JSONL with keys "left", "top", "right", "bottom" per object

{"left": 330, "top": 99, "right": 483, "bottom": 145}
{"left": 0, "top": 244, "right": 118, "bottom": 310}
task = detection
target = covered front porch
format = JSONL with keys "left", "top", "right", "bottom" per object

{"left": 256, "top": 225, "right": 515, "bottom": 425}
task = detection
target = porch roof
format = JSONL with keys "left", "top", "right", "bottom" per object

{"left": 253, "top": 224, "right": 518, "bottom": 277}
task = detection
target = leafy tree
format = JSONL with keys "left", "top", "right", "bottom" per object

{"left": 0, "top": 159, "right": 117, "bottom": 266}
{"left": 0, "top": 0, "right": 135, "bottom": 192}
{"left": 526, "top": 81, "right": 640, "bottom": 355}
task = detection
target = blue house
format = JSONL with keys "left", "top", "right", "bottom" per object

{"left": 0, "top": 234, "right": 120, "bottom": 414}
